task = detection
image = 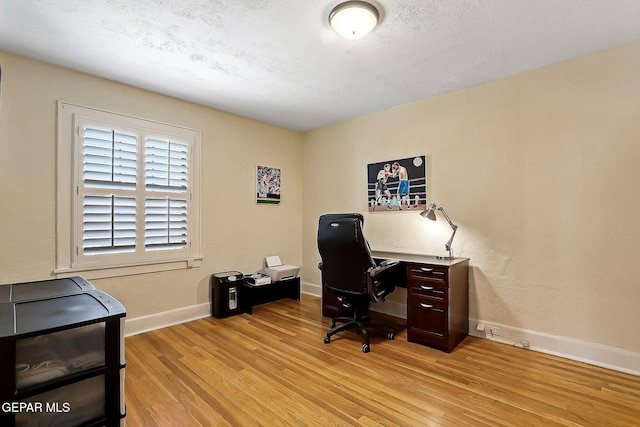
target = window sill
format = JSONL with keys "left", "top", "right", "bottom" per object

{"left": 54, "top": 256, "right": 203, "bottom": 280}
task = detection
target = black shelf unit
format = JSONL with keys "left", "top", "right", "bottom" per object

{"left": 0, "top": 277, "right": 126, "bottom": 426}
{"left": 240, "top": 277, "right": 300, "bottom": 315}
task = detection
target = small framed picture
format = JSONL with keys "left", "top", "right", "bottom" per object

{"left": 256, "top": 165, "right": 281, "bottom": 204}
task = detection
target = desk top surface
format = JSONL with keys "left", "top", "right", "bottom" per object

{"left": 371, "top": 250, "right": 469, "bottom": 266}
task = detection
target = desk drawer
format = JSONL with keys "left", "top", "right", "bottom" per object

{"left": 408, "top": 282, "right": 447, "bottom": 303}
{"left": 407, "top": 298, "right": 447, "bottom": 342}
{"left": 407, "top": 264, "right": 448, "bottom": 286}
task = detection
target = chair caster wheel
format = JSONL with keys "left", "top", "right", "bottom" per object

{"left": 387, "top": 332, "right": 395, "bottom": 340}
{"left": 329, "top": 321, "right": 336, "bottom": 328}
{"left": 362, "top": 343, "right": 370, "bottom": 353}
{"left": 324, "top": 336, "right": 331, "bottom": 344}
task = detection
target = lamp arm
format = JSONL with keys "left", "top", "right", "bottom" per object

{"left": 445, "top": 226, "right": 458, "bottom": 256}
{"left": 438, "top": 207, "right": 458, "bottom": 258}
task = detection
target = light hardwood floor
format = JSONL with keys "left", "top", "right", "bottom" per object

{"left": 124, "top": 295, "right": 640, "bottom": 426}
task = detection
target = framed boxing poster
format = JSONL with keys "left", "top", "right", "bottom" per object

{"left": 367, "top": 155, "right": 426, "bottom": 212}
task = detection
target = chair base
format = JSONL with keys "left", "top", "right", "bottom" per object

{"left": 323, "top": 314, "right": 395, "bottom": 353}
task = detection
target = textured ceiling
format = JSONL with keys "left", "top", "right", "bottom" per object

{"left": 1, "top": 1, "right": 640, "bottom": 131}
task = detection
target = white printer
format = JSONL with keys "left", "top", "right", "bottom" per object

{"left": 263, "top": 256, "right": 300, "bottom": 282}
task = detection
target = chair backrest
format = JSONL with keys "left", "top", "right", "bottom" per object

{"left": 317, "top": 213, "right": 376, "bottom": 296}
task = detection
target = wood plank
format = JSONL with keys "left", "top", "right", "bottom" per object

{"left": 125, "top": 295, "right": 640, "bottom": 426}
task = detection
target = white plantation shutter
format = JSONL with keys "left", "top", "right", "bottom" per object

{"left": 83, "top": 128, "right": 137, "bottom": 189}
{"left": 83, "top": 195, "right": 136, "bottom": 254}
{"left": 145, "top": 138, "right": 189, "bottom": 192}
{"left": 144, "top": 137, "right": 190, "bottom": 251}
{"left": 78, "top": 123, "right": 193, "bottom": 257}
{"left": 59, "top": 103, "right": 200, "bottom": 276}
{"left": 81, "top": 124, "right": 138, "bottom": 256}
{"left": 145, "top": 198, "right": 188, "bottom": 250}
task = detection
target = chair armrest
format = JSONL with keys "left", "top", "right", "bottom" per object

{"left": 369, "top": 259, "right": 399, "bottom": 278}
{"left": 367, "top": 260, "right": 400, "bottom": 302}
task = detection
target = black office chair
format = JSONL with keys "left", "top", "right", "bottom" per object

{"left": 317, "top": 213, "right": 399, "bottom": 353}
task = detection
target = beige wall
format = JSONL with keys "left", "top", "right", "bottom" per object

{"left": 0, "top": 51, "right": 303, "bottom": 320}
{"left": 302, "top": 41, "right": 640, "bottom": 353}
{"left": 2, "top": 39, "right": 639, "bottom": 360}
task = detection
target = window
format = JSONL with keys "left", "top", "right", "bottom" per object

{"left": 56, "top": 102, "right": 201, "bottom": 278}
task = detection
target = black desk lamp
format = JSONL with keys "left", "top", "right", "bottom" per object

{"left": 420, "top": 203, "right": 458, "bottom": 260}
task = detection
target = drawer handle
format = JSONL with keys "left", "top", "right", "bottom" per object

{"left": 420, "top": 268, "right": 433, "bottom": 272}
{"left": 420, "top": 286, "right": 434, "bottom": 291}
{"left": 420, "top": 303, "right": 433, "bottom": 309}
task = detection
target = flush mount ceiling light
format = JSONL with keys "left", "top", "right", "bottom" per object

{"left": 329, "top": 1, "right": 379, "bottom": 39}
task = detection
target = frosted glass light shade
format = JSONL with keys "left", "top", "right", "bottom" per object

{"left": 329, "top": 1, "right": 379, "bottom": 38}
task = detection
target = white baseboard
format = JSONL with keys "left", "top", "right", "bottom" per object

{"left": 124, "top": 302, "right": 211, "bottom": 337}
{"left": 469, "top": 318, "right": 640, "bottom": 376}
{"left": 301, "top": 281, "right": 321, "bottom": 297}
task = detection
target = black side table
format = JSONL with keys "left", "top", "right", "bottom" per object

{"left": 240, "top": 277, "right": 300, "bottom": 315}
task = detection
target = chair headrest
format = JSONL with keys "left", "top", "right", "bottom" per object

{"left": 319, "top": 213, "right": 364, "bottom": 226}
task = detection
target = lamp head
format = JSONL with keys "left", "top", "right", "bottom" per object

{"left": 419, "top": 202, "right": 458, "bottom": 260}
{"left": 420, "top": 203, "right": 438, "bottom": 221}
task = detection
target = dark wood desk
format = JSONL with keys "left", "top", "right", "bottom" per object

{"left": 322, "top": 251, "right": 470, "bottom": 353}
